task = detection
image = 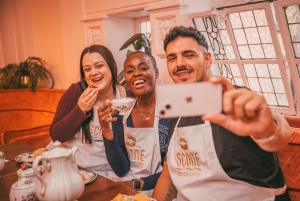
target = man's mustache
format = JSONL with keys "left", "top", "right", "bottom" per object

{"left": 173, "top": 67, "right": 193, "bottom": 75}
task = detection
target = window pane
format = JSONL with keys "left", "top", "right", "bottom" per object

{"left": 243, "top": 64, "right": 288, "bottom": 107}
{"left": 269, "top": 64, "right": 281, "bottom": 78}
{"left": 244, "top": 64, "right": 257, "bottom": 77}
{"left": 259, "top": 78, "right": 274, "bottom": 93}
{"left": 238, "top": 45, "right": 251, "bottom": 59}
{"left": 233, "top": 29, "right": 247, "bottom": 45}
{"left": 193, "top": 17, "right": 235, "bottom": 60}
{"left": 255, "top": 64, "right": 270, "bottom": 77}
{"left": 210, "top": 64, "right": 244, "bottom": 86}
{"left": 245, "top": 28, "right": 260, "bottom": 44}
{"left": 293, "top": 43, "right": 300, "bottom": 58}
{"left": 288, "top": 24, "right": 300, "bottom": 42}
{"left": 249, "top": 45, "right": 265, "bottom": 59}
{"left": 264, "top": 93, "right": 278, "bottom": 106}
{"left": 139, "top": 21, "right": 151, "bottom": 46}
{"left": 229, "top": 13, "right": 243, "bottom": 28}
{"left": 258, "top": 27, "right": 272, "bottom": 43}
{"left": 247, "top": 77, "right": 261, "bottom": 92}
{"left": 240, "top": 11, "right": 256, "bottom": 27}
{"left": 285, "top": 5, "right": 300, "bottom": 23}
{"left": 262, "top": 44, "right": 276, "bottom": 58}
{"left": 284, "top": 5, "right": 300, "bottom": 59}
{"left": 276, "top": 94, "right": 289, "bottom": 107}
{"left": 253, "top": 9, "right": 268, "bottom": 26}
{"left": 229, "top": 9, "right": 276, "bottom": 60}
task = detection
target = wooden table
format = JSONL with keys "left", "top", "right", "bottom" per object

{"left": 0, "top": 142, "right": 137, "bottom": 201}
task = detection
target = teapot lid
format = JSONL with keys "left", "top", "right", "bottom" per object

{"left": 11, "top": 178, "right": 37, "bottom": 190}
{"left": 17, "top": 165, "right": 43, "bottom": 177}
{"left": 46, "top": 141, "right": 71, "bottom": 158}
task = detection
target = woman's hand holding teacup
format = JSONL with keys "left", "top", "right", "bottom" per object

{"left": 98, "top": 99, "right": 118, "bottom": 140}
{"left": 78, "top": 87, "right": 98, "bottom": 114}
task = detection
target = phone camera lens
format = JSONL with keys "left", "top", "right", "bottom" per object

{"left": 160, "top": 110, "right": 165, "bottom": 115}
{"left": 166, "top": 104, "right": 171, "bottom": 109}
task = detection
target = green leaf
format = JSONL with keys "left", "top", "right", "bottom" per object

{"left": 126, "top": 50, "right": 134, "bottom": 57}
{"left": 145, "top": 47, "right": 152, "bottom": 55}
{"left": 137, "top": 36, "right": 149, "bottom": 48}
{"left": 119, "top": 33, "right": 143, "bottom": 51}
{"left": 135, "top": 41, "right": 142, "bottom": 50}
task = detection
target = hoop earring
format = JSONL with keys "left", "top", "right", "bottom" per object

{"left": 156, "top": 77, "right": 161, "bottom": 84}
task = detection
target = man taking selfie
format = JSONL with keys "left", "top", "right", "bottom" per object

{"left": 152, "top": 26, "right": 291, "bottom": 201}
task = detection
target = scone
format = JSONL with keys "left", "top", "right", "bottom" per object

{"left": 133, "top": 193, "right": 150, "bottom": 201}
{"left": 34, "top": 148, "right": 47, "bottom": 159}
{"left": 112, "top": 194, "right": 132, "bottom": 201}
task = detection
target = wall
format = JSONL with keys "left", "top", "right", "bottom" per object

{"left": 103, "top": 17, "right": 135, "bottom": 74}
{"left": 0, "top": 0, "right": 215, "bottom": 89}
{"left": 30, "top": 0, "right": 65, "bottom": 88}
{"left": 0, "top": 0, "right": 34, "bottom": 64}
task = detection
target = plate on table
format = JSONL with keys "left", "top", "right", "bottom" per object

{"left": 15, "top": 152, "right": 34, "bottom": 163}
{"left": 79, "top": 169, "right": 97, "bottom": 184}
{"left": 112, "top": 194, "right": 157, "bottom": 201}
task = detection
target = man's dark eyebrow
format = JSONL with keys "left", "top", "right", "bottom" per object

{"left": 182, "top": 50, "right": 196, "bottom": 54}
{"left": 167, "top": 50, "right": 196, "bottom": 58}
{"left": 166, "top": 53, "right": 176, "bottom": 58}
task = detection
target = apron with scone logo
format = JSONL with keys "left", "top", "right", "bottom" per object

{"left": 109, "top": 101, "right": 162, "bottom": 195}
{"left": 167, "top": 117, "right": 286, "bottom": 201}
{"left": 47, "top": 87, "right": 122, "bottom": 178}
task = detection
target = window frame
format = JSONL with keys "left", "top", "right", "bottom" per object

{"left": 274, "top": 0, "right": 300, "bottom": 116}
{"left": 187, "top": 1, "right": 299, "bottom": 115}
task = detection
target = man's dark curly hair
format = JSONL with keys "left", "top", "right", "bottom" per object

{"left": 164, "top": 26, "right": 209, "bottom": 51}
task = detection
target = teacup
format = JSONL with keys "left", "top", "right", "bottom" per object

{"left": 111, "top": 97, "right": 135, "bottom": 115}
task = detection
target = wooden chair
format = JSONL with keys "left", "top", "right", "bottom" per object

{"left": 0, "top": 125, "right": 52, "bottom": 148}
{"left": 277, "top": 127, "right": 300, "bottom": 201}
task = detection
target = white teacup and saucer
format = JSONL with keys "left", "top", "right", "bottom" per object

{"left": 111, "top": 97, "right": 135, "bottom": 115}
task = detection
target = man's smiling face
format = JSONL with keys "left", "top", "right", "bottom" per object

{"left": 166, "top": 37, "right": 212, "bottom": 84}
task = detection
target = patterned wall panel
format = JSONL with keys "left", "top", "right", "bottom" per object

{"left": 84, "top": 19, "right": 105, "bottom": 46}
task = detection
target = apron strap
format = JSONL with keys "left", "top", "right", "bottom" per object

{"left": 174, "top": 116, "right": 182, "bottom": 129}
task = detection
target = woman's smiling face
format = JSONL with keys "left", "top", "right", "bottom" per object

{"left": 124, "top": 52, "right": 158, "bottom": 96}
{"left": 82, "top": 52, "right": 113, "bottom": 93}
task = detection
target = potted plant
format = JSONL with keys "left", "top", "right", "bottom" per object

{"left": 118, "top": 33, "right": 151, "bottom": 86}
{"left": 119, "top": 33, "right": 151, "bottom": 57}
{"left": 0, "top": 56, "right": 55, "bottom": 92}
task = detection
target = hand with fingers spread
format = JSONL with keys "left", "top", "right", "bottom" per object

{"left": 97, "top": 99, "right": 118, "bottom": 140}
{"left": 77, "top": 87, "right": 99, "bottom": 114}
{"left": 202, "top": 76, "right": 276, "bottom": 139}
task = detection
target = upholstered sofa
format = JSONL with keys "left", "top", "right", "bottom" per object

{"left": 0, "top": 88, "right": 65, "bottom": 147}
{"left": 278, "top": 116, "right": 300, "bottom": 200}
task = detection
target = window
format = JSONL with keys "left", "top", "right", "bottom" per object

{"left": 190, "top": 0, "right": 300, "bottom": 115}
{"left": 139, "top": 20, "right": 151, "bottom": 46}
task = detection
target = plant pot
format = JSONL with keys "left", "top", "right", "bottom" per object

{"left": 19, "top": 75, "right": 31, "bottom": 88}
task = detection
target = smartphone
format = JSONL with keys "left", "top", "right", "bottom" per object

{"left": 157, "top": 82, "right": 222, "bottom": 118}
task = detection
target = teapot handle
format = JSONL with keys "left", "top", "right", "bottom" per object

{"left": 32, "top": 155, "right": 51, "bottom": 197}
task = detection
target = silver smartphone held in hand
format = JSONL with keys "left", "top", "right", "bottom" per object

{"left": 157, "top": 82, "right": 222, "bottom": 118}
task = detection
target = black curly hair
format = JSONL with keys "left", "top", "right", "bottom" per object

{"left": 164, "top": 26, "right": 209, "bottom": 51}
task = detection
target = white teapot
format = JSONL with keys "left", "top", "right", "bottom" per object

{"left": 9, "top": 167, "right": 38, "bottom": 201}
{"left": 32, "top": 141, "right": 85, "bottom": 201}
